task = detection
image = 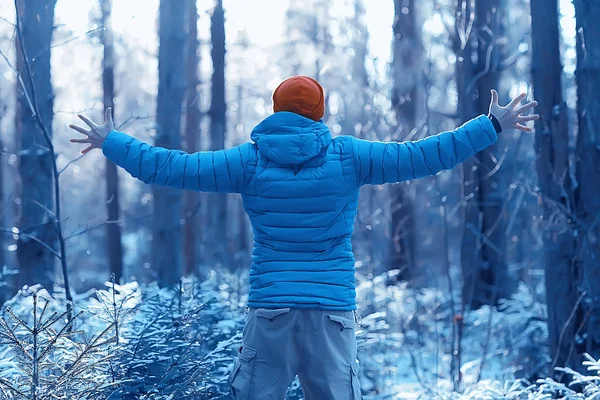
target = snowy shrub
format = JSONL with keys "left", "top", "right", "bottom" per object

{"left": 0, "top": 274, "right": 246, "bottom": 399}
{"left": 0, "top": 291, "right": 119, "bottom": 399}
{"left": 496, "top": 284, "right": 549, "bottom": 380}
{"left": 532, "top": 354, "right": 600, "bottom": 399}
{"left": 354, "top": 271, "right": 549, "bottom": 398}
{"left": 431, "top": 355, "right": 600, "bottom": 399}
{"left": 103, "top": 278, "right": 243, "bottom": 399}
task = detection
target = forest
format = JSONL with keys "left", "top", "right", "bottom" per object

{"left": 0, "top": 0, "right": 599, "bottom": 399}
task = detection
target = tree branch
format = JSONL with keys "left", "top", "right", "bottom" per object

{"left": 31, "top": 24, "right": 107, "bottom": 60}
{"left": 64, "top": 212, "right": 153, "bottom": 241}
{"left": 0, "top": 229, "right": 61, "bottom": 260}
{"left": 58, "top": 154, "right": 86, "bottom": 175}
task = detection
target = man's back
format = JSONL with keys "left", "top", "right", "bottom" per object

{"left": 242, "top": 111, "right": 360, "bottom": 310}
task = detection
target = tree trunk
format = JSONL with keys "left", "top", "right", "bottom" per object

{"left": 574, "top": 0, "right": 600, "bottom": 365}
{"left": 390, "top": 0, "right": 419, "bottom": 281}
{"left": 0, "top": 92, "right": 5, "bottom": 301}
{"left": 15, "top": 0, "right": 57, "bottom": 290}
{"left": 153, "top": 0, "right": 186, "bottom": 286}
{"left": 312, "top": 3, "right": 331, "bottom": 121}
{"left": 530, "top": 0, "right": 578, "bottom": 373}
{"left": 344, "top": 0, "right": 371, "bottom": 276}
{"left": 183, "top": 0, "right": 201, "bottom": 277}
{"left": 458, "top": 0, "right": 515, "bottom": 308}
{"left": 235, "top": 82, "right": 250, "bottom": 268}
{"left": 351, "top": 0, "right": 369, "bottom": 92}
{"left": 208, "top": 0, "right": 227, "bottom": 266}
{"left": 101, "top": 0, "right": 124, "bottom": 283}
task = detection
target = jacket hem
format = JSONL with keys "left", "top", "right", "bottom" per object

{"left": 247, "top": 301, "right": 357, "bottom": 311}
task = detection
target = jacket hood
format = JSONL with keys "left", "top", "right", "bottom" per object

{"left": 251, "top": 112, "right": 332, "bottom": 165}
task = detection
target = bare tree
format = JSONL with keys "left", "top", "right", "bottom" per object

{"left": 13, "top": 0, "right": 72, "bottom": 321}
{"left": 183, "top": 0, "right": 202, "bottom": 277}
{"left": 573, "top": 0, "right": 600, "bottom": 365}
{"left": 350, "top": 0, "right": 369, "bottom": 98}
{"left": 15, "top": 0, "right": 57, "bottom": 290}
{"left": 347, "top": 0, "right": 385, "bottom": 311}
{"left": 101, "top": 0, "right": 124, "bottom": 283}
{"left": 390, "top": 0, "right": 421, "bottom": 280}
{"left": 310, "top": 2, "right": 332, "bottom": 121}
{"left": 530, "top": 0, "right": 577, "bottom": 373}
{"left": 0, "top": 89, "right": 6, "bottom": 302}
{"left": 153, "top": 0, "right": 187, "bottom": 285}
{"left": 285, "top": 1, "right": 333, "bottom": 121}
{"left": 234, "top": 31, "right": 250, "bottom": 268}
{"left": 456, "top": 0, "right": 515, "bottom": 307}
{"left": 208, "top": 0, "right": 227, "bottom": 265}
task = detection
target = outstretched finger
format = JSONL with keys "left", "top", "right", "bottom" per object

{"left": 81, "top": 144, "right": 94, "bottom": 155}
{"left": 78, "top": 113, "right": 98, "bottom": 129}
{"left": 508, "top": 93, "right": 527, "bottom": 108}
{"left": 517, "top": 114, "right": 540, "bottom": 122}
{"left": 105, "top": 107, "right": 115, "bottom": 130}
{"left": 69, "top": 124, "right": 90, "bottom": 135}
{"left": 515, "top": 101, "right": 538, "bottom": 114}
{"left": 69, "top": 138, "right": 91, "bottom": 144}
{"left": 515, "top": 123, "right": 532, "bottom": 132}
{"left": 490, "top": 89, "right": 499, "bottom": 106}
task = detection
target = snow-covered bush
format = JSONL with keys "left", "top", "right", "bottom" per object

{"left": 354, "top": 271, "right": 549, "bottom": 398}
{"left": 430, "top": 355, "right": 600, "bottom": 399}
{"left": 97, "top": 277, "right": 244, "bottom": 399}
{"left": 0, "top": 273, "right": 246, "bottom": 399}
{"left": 0, "top": 290, "right": 118, "bottom": 399}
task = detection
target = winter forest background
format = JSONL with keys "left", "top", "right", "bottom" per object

{"left": 0, "top": 0, "right": 598, "bottom": 398}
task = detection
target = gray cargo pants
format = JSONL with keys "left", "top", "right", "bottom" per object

{"left": 228, "top": 308, "right": 362, "bottom": 399}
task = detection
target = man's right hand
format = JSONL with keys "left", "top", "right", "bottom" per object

{"left": 69, "top": 107, "right": 114, "bottom": 154}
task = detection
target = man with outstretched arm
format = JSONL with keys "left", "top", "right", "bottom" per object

{"left": 70, "top": 76, "right": 538, "bottom": 400}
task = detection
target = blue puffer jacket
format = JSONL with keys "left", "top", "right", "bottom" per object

{"left": 103, "top": 111, "right": 498, "bottom": 310}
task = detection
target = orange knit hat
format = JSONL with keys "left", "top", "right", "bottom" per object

{"left": 272, "top": 76, "right": 325, "bottom": 122}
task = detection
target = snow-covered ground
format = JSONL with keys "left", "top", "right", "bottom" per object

{"left": 0, "top": 272, "right": 597, "bottom": 399}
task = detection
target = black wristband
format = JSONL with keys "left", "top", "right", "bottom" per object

{"left": 488, "top": 114, "right": 502, "bottom": 133}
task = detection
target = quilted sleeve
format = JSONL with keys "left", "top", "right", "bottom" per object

{"left": 350, "top": 115, "right": 498, "bottom": 186}
{"left": 102, "top": 130, "right": 253, "bottom": 193}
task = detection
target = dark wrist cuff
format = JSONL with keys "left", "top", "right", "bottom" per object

{"left": 488, "top": 114, "right": 502, "bottom": 133}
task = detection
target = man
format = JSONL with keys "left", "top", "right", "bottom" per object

{"left": 70, "top": 76, "right": 538, "bottom": 399}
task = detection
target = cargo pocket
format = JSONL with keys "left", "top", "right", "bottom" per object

{"left": 327, "top": 314, "right": 355, "bottom": 332}
{"left": 255, "top": 308, "right": 291, "bottom": 321}
{"left": 351, "top": 359, "right": 362, "bottom": 399}
{"left": 229, "top": 345, "right": 257, "bottom": 400}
